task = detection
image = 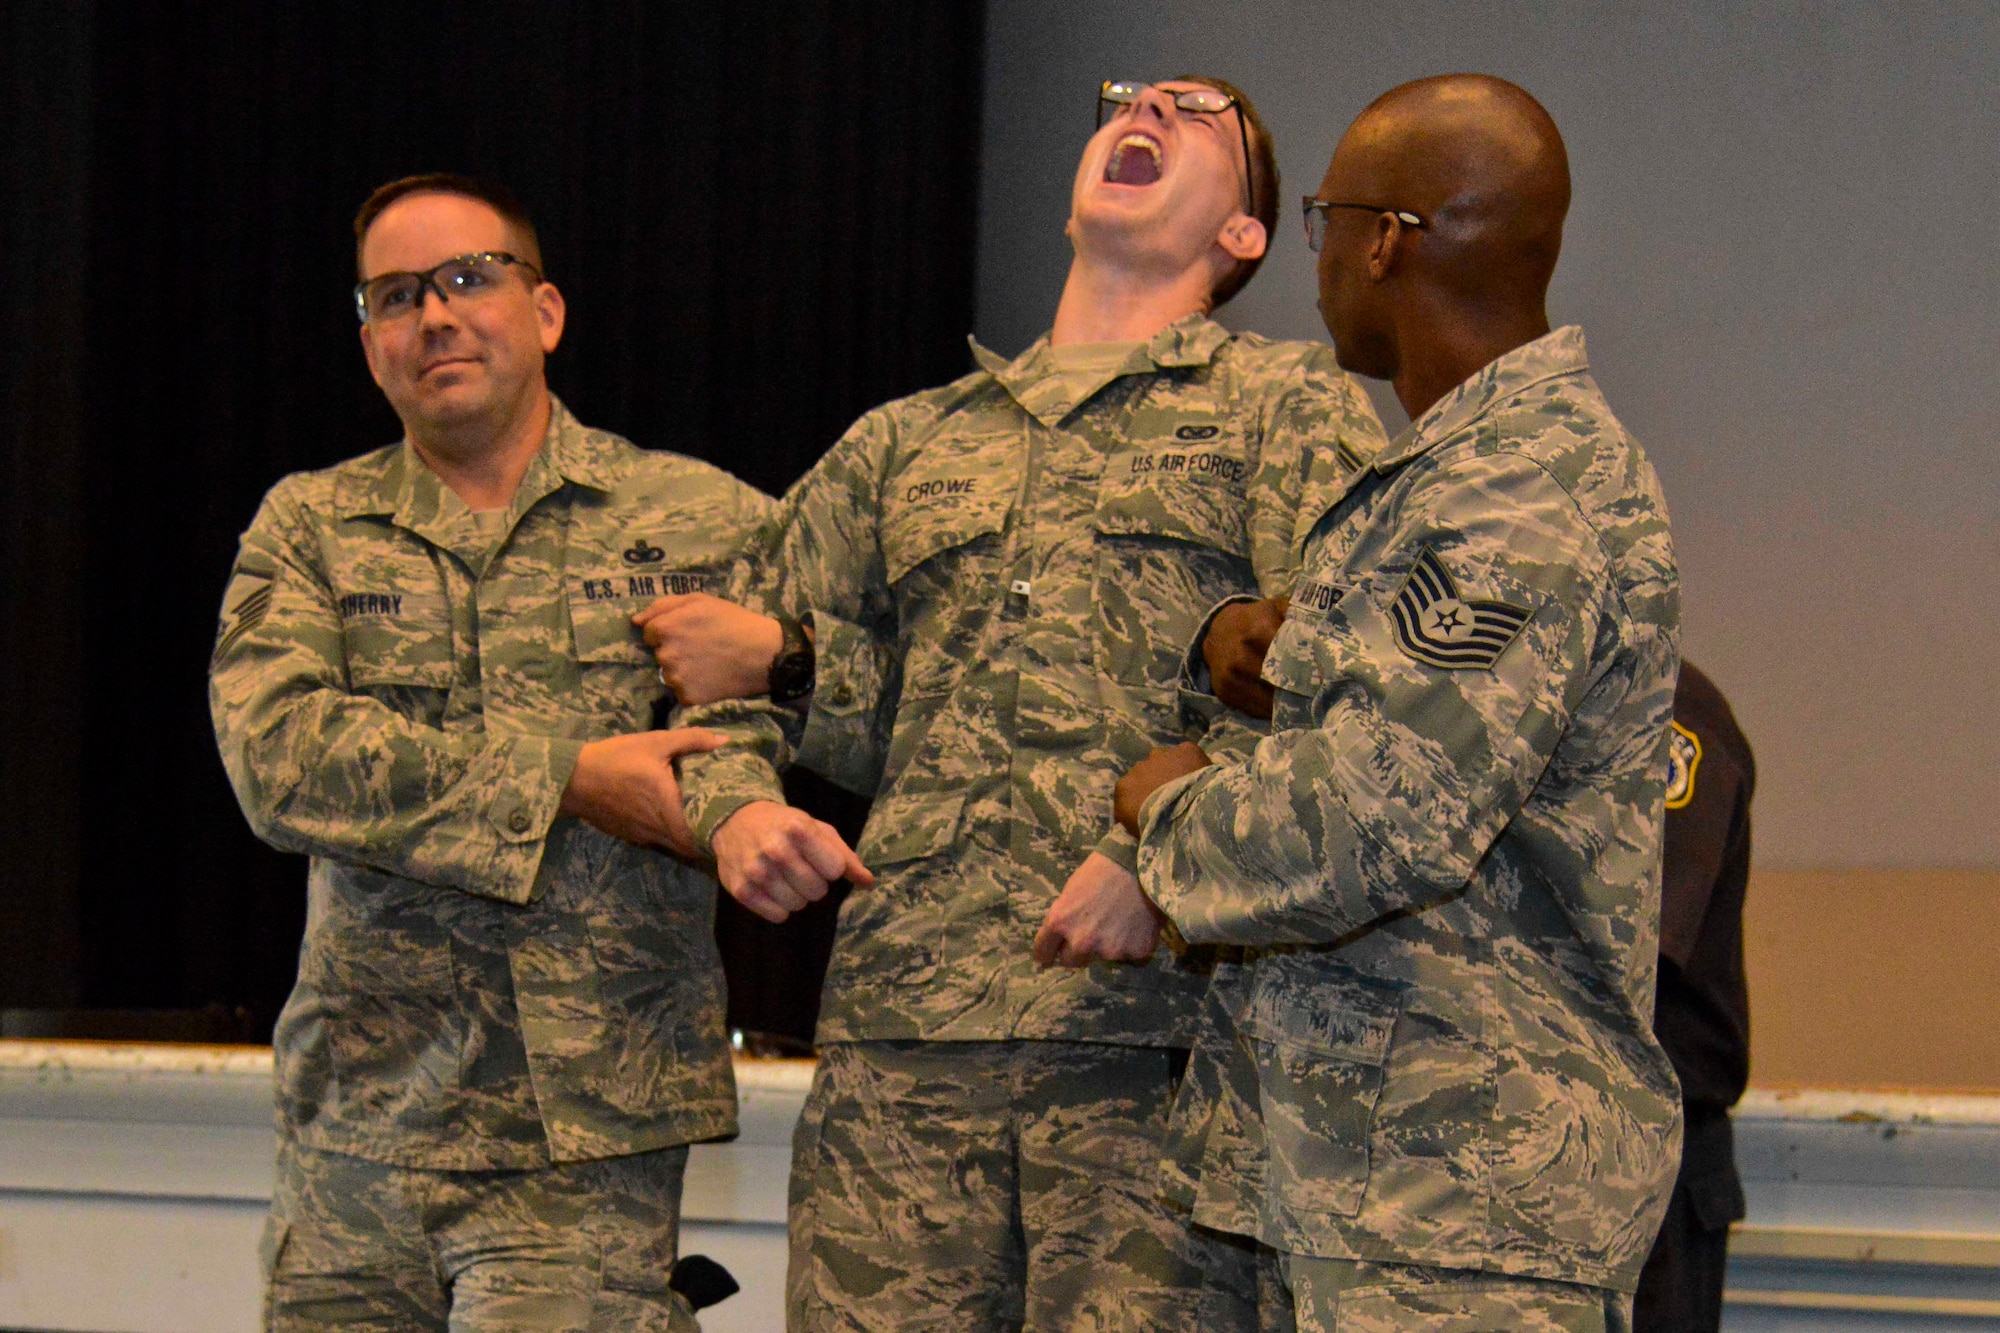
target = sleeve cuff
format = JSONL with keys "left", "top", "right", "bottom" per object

{"left": 681, "top": 745, "right": 788, "bottom": 853}
{"left": 1135, "top": 764, "right": 1219, "bottom": 934}
{"left": 481, "top": 734, "right": 586, "bottom": 906}
{"left": 794, "top": 610, "right": 887, "bottom": 795}
{"left": 1092, "top": 824, "right": 1140, "bottom": 875}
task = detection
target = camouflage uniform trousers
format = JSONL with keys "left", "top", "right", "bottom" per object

{"left": 788, "top": 1040, "right": 1261, "bottom": 1331}
{"left": 263, "top": 1140, "right": 700, "bottom": 1331}
{"left": 1267, "top": 1253, "right": 1631, "bottom": 1333}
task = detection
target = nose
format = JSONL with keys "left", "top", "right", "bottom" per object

{"left": 1130, "top": 84, "right": 1177, "bottom": 123}
{"left": 414, "top": 276, "right": 460, "bottom": 330}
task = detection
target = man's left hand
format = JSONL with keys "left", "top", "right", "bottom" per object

{"left": 1032, "top": 852, "right": 1165, "bottom": 968}
{"left": 1114, "top": 742, "right": 1213, "bottom": 837}
{"left": 633, "top": 593, "right": 783, "bottom": 705}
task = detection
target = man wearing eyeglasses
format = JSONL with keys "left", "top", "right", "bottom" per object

{"left": 639, "top": 77, "right": 1388, "bottom": 1330}
{"left": 1114, "top": 75, "right": 1682, "bottom": 1328}
{"left": 210, "top": 174, "right": 771, "bottom": 1330}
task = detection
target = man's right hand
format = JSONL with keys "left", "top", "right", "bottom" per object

{"left": 711, "top": 801, "right": 874, "bottom": 924}
{"left": 633, "top": 593, "right": 784, "bottom": 706}
{"left": 1202, "top": 595, "right": 1288, "bottom": 719}
{"left": 558, "top": 729, "right": 728, "bottom": 859}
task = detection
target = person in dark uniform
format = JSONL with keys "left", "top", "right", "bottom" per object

{"left": 1634, "top": 659, "right": 1756, "bottom": 1331}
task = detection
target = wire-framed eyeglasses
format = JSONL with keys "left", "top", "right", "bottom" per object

{"left": 1097, "top": 80, "right": 1254, "bottom": 214}
{"left": 1302, "top": 197, "right": 1428, "bottom": 253}
{"left": 353, "top": 251, "right": 543, "bottom": 325}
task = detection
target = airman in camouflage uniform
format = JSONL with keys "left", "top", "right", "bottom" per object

{"left": 211, "top": 176, "right": 765, "bottom": 1330}
{"left": 1117, "top": 78, "right": 1682, "bottom": 1330}
{"left": 661, "top": 79, "right": 1388, "bottom": 1330}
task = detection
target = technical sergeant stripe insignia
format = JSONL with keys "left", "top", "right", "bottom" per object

{"left": 1390, "top": 547, "right": 1532, "bottom": 670}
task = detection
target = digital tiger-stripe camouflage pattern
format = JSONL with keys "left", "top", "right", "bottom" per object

{"left": 1139, "top": 326, "right": 1683, "bottom": 1293}
{"left": 211, "top": 399, "right": 763, "bottom": 1169}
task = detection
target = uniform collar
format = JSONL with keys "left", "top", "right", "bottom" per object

{"left": 334, "top": 395, "right": 620, "bottom": 523}
{"left": 969, "top": 312, "right": 1233, "bottom": 428}
{"left": 1370, "top": 325, "right": 1590, "bottom": 471}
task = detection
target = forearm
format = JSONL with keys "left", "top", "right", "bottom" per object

{"left": 215, "top": 680, "right": 580, "bottom": 904}
{"left": 673, "top": 701, "right": 793, "bottom": 851}
{"left": 1137, "top": 727, "right": 1464, "bottom": 948}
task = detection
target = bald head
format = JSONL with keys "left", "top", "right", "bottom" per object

{"left": 1313, "top": 75, "right": 1571, "bottom": 407}
{"left": 1347, "top": 75, "right": 1567, "bottom": 305}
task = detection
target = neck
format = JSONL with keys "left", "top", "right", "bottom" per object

{"left": 1390, "top": 302, "right": 1551, "bottom": 421}
{"left": 1049, "top": 249, "right": 1216, "bottom": 346}
{"left": 406, "top": 384, "right": 553, "bottom": 512}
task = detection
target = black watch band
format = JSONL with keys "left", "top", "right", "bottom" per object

{"left": 768, "top": 614, "right": 816, "bottom": 705}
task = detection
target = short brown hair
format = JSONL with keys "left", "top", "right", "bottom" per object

{"left": 352, "top": 174, "right": 543, "bottom": 277}
{"left": 1175, "top": 75, "right": 1279, "bottom": 310}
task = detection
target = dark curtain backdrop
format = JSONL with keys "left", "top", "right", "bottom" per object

{"left": 0, "top": 0, "right": 985, "bottom": 1043}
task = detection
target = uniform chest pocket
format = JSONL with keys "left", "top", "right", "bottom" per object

{"left": 338, "top": 588, "right": 455, "bottom": 727}
{"left": 1239, "top": 960, "right": 1401, "bottom": 1219}
{"left": 565, "top": 567, "right": 723, "bottom": 665}
{"left": 1092, "top": 446, "right": 1257, "bottom": 688}
{"left": 880, "top": 467, "right": 1014, "bottom": 586}
{"left": 1095, "top": 441, "right": 1254, "bottom": 553}
{"left": 326, "top": 527, "right": 457, "bottom": 695}
{"left": 881, "top": 457, "right": 1017, "bottom": 699}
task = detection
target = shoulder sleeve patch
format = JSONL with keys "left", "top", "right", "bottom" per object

{"left": 1390, "top": 547, "right": 1533, "bottom": 670}
{"left": 216, "top": 568, "right": 275, "bottom": 658}
{"left": 1665, "top": 720, "right": 1702, "bottom": 810}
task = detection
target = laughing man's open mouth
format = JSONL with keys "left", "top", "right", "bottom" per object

{"left": 1105, "top": 132, "right": 1163, "bottom": 186}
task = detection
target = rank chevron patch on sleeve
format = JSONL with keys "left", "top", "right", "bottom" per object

{"left": 1390, "top": 547, "right": 1534, "bottom": 670}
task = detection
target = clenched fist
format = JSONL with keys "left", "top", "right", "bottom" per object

{"left": 1203, "top": 595, "right": 1287, "bottom": 719}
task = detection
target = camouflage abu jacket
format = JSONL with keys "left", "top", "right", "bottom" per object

{"left": 210, "top": 400, "right": 764, "bottom": 1169}
{"left": 1138, "top": 327, "right": 1683, "bottom": 1290}
{"left": 680, "top": 315, "right": 1387, "bottom": 1047}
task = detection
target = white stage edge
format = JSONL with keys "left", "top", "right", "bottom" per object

{"left": 5, "top": 1043, "right": 2000, "bottom": 1331}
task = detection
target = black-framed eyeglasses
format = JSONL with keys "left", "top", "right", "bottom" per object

{"left": 1097, "top": 80, "right": 1254, "bottom": 214}
{"left": 353, "top": 251, "right": 544, "bottom": 324}
{"left": 1302, "top": 197, "right": 1427, "bottom": 253}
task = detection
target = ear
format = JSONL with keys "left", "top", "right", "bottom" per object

{"left": 1215, "top": 212, "right": 1267, "bottom": 264}
{"left": 534, "top": 281, "right": 566, "bottom": 354}
{"left": 1365, "top": 214, "right": 1412, "bottom": 282}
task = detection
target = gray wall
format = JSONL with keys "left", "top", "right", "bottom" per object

{"left": 976, "top": 1, "right": 1999, "bottom": 870}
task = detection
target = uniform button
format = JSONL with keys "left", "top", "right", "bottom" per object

{"left": 826, "top": 684, "right": 854, "bottom": 708}
{"left": 508, "top": 809, "right": 532, "bottom": 834}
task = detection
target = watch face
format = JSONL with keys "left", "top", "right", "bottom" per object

{"left": 769, "top": 618, "right": 815, "bottom": 703}
{"left": 770, "top": 650, "right": 813, "bottom": 703}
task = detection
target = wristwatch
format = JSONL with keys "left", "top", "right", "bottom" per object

{"left": 767, "top": 614, "right": 816, "bottom": 705}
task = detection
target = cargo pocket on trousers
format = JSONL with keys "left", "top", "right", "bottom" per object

{"left": 1240, "top": 972, "right": 1399, "bottom": 1218}
{"left": 592, "top": 1237, "right": 695, "bottom": 1332}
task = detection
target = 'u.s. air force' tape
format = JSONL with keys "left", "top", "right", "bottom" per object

{"left": 1390, "top": 547, "right": 1532, "bottom": 670}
